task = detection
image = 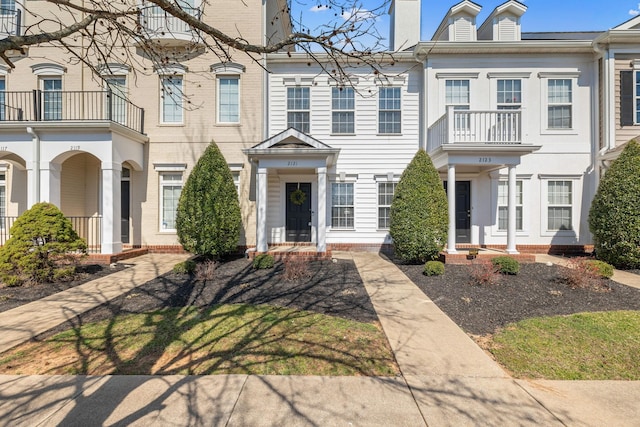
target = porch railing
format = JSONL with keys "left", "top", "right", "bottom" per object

{"left": 0, "top": 8, "right": 21, "bottom": 37}
{"left": 0, "top": 90, "right": 145, "bottom": 134}
{"left": 0, "top": 215, "right": 102, "bottom": 254}
{"left": 428, "top": 106, "right": 522, "bottom": 152}
{"left": 139, "top": 5, "right": 201, "bottom": 39}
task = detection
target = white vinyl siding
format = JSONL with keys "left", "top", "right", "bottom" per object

{"left": 287, "top": 87, "right": 310, "bottom": 132}
{"left": 378, "top": 87, "right": 401, "bottom": 134}
{"left": 332, "top": 87, "right": 354, "bottom": 134}
{"left": 547, "top": 180, "right": 572, "bottom": 231}
{"left": 218, "top": 77, "right": 239, "bottom": 123}
{"left": 161, "top": 76, "right": 183, "bottom": 124}
{"left": 547, "top": 79, "right": 572, "bottom": 129}
{"left": 331, "top": 182, "right": 354, "bottom": 229}
{"left": 160, "top": 172, "right": 183, "bottom": 231}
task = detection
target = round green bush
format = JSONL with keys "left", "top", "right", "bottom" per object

{"left": 176, "top": 142, "right": 241, "bottom": 258}
{"left": 589, "top": 140, "right": 640, "bottom": 268}
{"left": 491, "top": 256, "right": 520, "bottom": 275}
{"left": 0, "top": 202, "right": 87, "bottom": 286}
{"left": 584, "top": 259, "right": 614, "bottom": 279}
{"left": 253, "top": 254, "right": 275, "bottom": 269}
{"left": 173, "top": 260, "right": 197, "bottom": 274}
{"left": 423, "top": 260, "right": 445, "bottom": 276}
{"left": 390, "top": 149, "right": 448, "bottom": 263}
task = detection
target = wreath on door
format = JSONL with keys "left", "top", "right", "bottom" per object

{"left": 290, "top": 187, "right": 307, "bottom": 206}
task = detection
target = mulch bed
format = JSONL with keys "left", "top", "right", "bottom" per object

{"left": 398, "top": 262, "right": 640, "bottom": 336}
{"left": 0, "top": 264, "right": 128, "bottom": 314}
{"left": 39, "top": 256, "right": 376, "bottom": 339}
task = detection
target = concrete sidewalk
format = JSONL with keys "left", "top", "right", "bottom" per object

{"left": 0, "top": 253, "right": 189, "bottom": 354}
{"left": 0, "top": 252, "right": 639, "bottom": 426}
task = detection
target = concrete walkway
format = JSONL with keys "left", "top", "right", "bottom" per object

{"left": 0, "top": 252, "right": 639, "bottom": 426}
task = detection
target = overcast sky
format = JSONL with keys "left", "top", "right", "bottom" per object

{"left": 294, "top": 0, "right": 639, "bottom": 49}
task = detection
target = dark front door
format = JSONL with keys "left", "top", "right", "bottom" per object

{"left": 286, "top": 182, "right": 312, "bottom": 242}
{"left": 121, "top": 179, "right": 130, "bottom": 244}
{"left": 455, "top": 181, "right": 471, "bottom": 243}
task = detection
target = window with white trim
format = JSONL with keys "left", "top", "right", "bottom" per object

{"left": 160, "top": 172, "right": 183, "bottom": 231}
{"left": 161, "top": 75, "right": 183, "bottom": 124}
{"left": 0, "top": 78, "right": 5, "bottom": 121}
{"left": 232, "top": 171, "right": 240, "bottom": 194}
{"left": 547, "top": 180, "right": 572, "bottom": 231}
{"left": 497, "top": 180, "right": 522, "bottom": 231}
{"left": 497, "top": 79, "right": 521, "bottom": 109}
{"left": 446, "top": 79, "right": 470, "bottom": 129}
{"left": 287, "top": 87, "right": 310, "bottom": 132}
{"left": 378, "top": 87, "right": 401, "bottom": 134}
{"left": 331, "top": 182, "right": 354, "bottom": 229}
{"left": 42, "top": 77, "right": 62, "bottom": 120}
{"left": 218, "top": 76, "right": 239, "bottom": 123}
{"left": 547, "top": 79, "right": 572, "bottom": 129}
{"left": 105, "top": 76, "right": 127, "bottom": 125}
{"left": 378, "top": 182, "right": 396, "bottom": 229}
{"left": 332, "top": 87, "right": 354, "bottom": 134}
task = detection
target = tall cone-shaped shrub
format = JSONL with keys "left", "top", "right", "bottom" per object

{"left": 589, "top": 139, "right": 640, "bottom": 268}
{"left": 176, "top": 142, "right": 241, "bottom": 258}
{"left": 0, "top": 202, "right": 87, "bottom": 286}
{"left": 390, "top": 149, "right": 448, "bottom": 263}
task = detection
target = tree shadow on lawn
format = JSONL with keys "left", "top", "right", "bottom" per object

{"left": 17, "top": 257, "right": 393, "bottom": 377}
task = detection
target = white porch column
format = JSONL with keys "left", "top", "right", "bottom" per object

{"left": 446, "top": 164, "right": 458, "bottom": 254}
{"left": 39, "top": 162, "right": 61, "bottom": 207}
{"left": 256, "top": 166, "right": 268, "bottom": 252}
{"left": 506, "top": 165, "right": 519, "bottom": 254}
{"left": 317, "top": 166, "right": 327, "bottom": 253}
{"left": 101, "top": 162, "right": 122, "bottom": 254}
{"left": 27, "top": 163, "right": 38, "bottom": 207}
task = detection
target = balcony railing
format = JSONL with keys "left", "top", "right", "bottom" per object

{"left": 139, "top": 5, "right": 201, "bottom": 41}
{"left": 0, "top": 8, "right": 21, "bottom": 36}
{"left": 0, "top": 90, "right": 144, "bottom": 134}
{"left": 428, "top": 106, "right": 522, "bottom": 152}
{"left": 0, "top": 215, "right": 102, "bottom": 254}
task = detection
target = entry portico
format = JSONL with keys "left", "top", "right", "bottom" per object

{"left": 243, "top": 128, "right": 340, "bottom": 254}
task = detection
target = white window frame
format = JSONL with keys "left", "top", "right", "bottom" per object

{"left": 496, "top": 79, "right": 522, "bottom": 110}
{"left": 635, "top": 69, "right": 640, "bottom": 125}
{"left": 154, "top": 163, "right": 187, "bottom": 233}
{"left": 490, "top": 172, "right": 531, "bottom": 237}
{"left": 160, "top": 75, "right": 184, "bottom": 125}
{"left": 217, "top": 75, "right": 240, "bottom": 124}
{"left": 497, "top": 180, "right": 523, "bottom": 231}
{"left": 539, "top": 175, "right": 580, "bottom": 236}
{"left": 229, "top": 163, "right": 243, "bottom": 195}
{"left": 41, "top": 76, "right": 62, "bottom": 121}
{"left": 377, "top": 180, "right": 397, "bottom": 230}
{"left": 330, "top": 181, "right": 354, "bottom": 230}
{"left": 287, "top": 86, "right": 310, "bottom": 133}
{"left": 378, "top": 86, "right": 401, "bottom": 134}
{"left": 539, "top": 72, "right": 579, "bottom": 134}
{"left": 159, "top": 172, "right": 183, "bottom": 232}
{"left": 331, "top": 87, "right": 355, "bottom": 134}
{"left": 104, "top": 76, "right": 127, "bottom": 125}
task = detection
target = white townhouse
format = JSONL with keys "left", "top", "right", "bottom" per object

{"left": 252, "top": 0, "right": 640, "bottom": 257}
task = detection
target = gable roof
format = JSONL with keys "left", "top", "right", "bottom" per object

{"left": 432, "top": 0, "right": 482, "bottom": 41}
{"left": 250, "top": 127, "right": 333, "bottom": 150}
{"left": 613, "top": 14, "right": 640, "bottom": 30}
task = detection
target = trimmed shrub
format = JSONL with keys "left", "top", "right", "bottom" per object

{"left": 176, "top": 142, "right": 241, "bottom": 258}
{"left": 423, "top": 260, "right": 445, "bottom": 276}
{"left": 0, "top": 203, "right": 87, "bottom": 286}
{"left": 491, "top": 256, "right": 520, "bottom": 275}
{"left": 173, "top": 260, "right": 197, "bottom": 274}
{"left": 253, "top": 254, "right": 275, "bottom": 269}
{"left": 390, "top": 149, "right": 448, "bottom": 263}
{"left": 584, "top": 259, "right": 614, "bottom": 279}
{"left": 589, "top": 139, "right": 640, "bottom": 268}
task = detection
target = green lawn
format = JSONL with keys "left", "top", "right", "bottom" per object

{"left": 0, "top": 304, "right": 398, "bottom": 376}
{"left": 489, "top": 310, "right": 640, "bottom": 380}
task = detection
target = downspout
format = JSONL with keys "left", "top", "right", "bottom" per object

{"left": 26, "top": 126, "right": 40, "bottom": 204}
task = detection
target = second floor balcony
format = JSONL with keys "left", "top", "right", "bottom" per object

{"left": 0, "top": 90, "right": 145, "bottom": 134}
{"left": 428, "top": 107, "right": 523, "bottom": 152}
{"left": 0, "top": 7, "right": 20, "bottom": 37}
{"left": 138, "top": 5, "right": 202, "bottom": 47}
